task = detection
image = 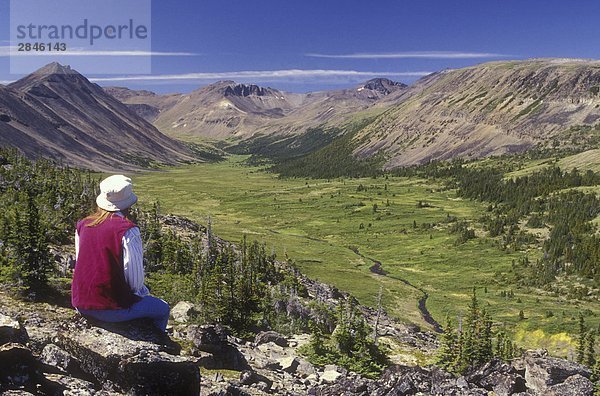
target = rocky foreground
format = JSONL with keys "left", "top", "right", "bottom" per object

{"left": 0, "top": 284, "right": 595, "bottom": 396}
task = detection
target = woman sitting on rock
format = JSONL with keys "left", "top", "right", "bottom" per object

{"left": 71, "top": 175, "right": 170, "bottom": 332}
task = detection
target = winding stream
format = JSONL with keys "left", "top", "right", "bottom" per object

{"left": 352, "top": 250, "right": 443, "bottom": 333}
{"left": 267, "top": 228, "right": 442, "bottom": 333}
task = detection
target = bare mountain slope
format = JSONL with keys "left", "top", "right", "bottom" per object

{"left": 353, "top": 59, "right": 600, "bottom": 168}
{"left": 103, "top": 86, "right": 182, "bottom": 123}
{"left": 150, "top": 81, "right": 304, "bottom": 139}
{"left": 2, "top": 63, "right": 196, "bottom": 170}
{"left": 251, "top": 78, "right": 408, "bottom": 137}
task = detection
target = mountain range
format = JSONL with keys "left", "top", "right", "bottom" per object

{"left": 105, "top": 77, "right": 407, "bottom": 141}
{"left": 2, "top": 59, "right": 600, "bottom": 170}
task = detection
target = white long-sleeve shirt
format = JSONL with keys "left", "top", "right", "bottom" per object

{"left": 75, "top": 212, "right": 150, "bottom": 297}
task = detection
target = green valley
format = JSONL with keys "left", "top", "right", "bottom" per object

{"left": 134, "top": 155, "right": 599, "bottom": 356}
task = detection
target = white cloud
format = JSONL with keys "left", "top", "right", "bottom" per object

{"left": 89, "top": 69, "right": 431, "bottom": 83}
{"left": 0, "top": 46, "right": 198, "bottom": 57}
{"left": 305, "top": 51, "right": 508, "bottom": 59}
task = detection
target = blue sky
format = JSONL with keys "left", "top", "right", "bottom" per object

{"left": 1, "top": 0, "right": 600, "bottom": 93}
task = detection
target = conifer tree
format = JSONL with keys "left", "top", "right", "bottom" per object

{"left": 477, "top": 309, "right": 493, "bottom": 362}
{"left": 586, "top": 330, "right": 597, "bottom": 368}
{"left": 437, "top": 316, "right": 458, "bottom": 371}
{"left": 308, "top": 319, "right": 326, "bottom": 355}
{"left": 578, "top": 313, "right": 588, "bottom": 364}
{"left": 23, "top": 189, "right": 51, "bottom": 289}
{"left": 461, "top": 288, "right": 480, "bottom": 369}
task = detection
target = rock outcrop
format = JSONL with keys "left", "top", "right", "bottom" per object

{"left": 0, "top": 295, "right": 200, "bottom": 395}
{"left": 311, "top": 353, "right": 594, "bottom": 396}
{"left": 517, "top": 349, "right": 593, "bottom": 395}
{"left": 183, "top": 324, "right": 249, "bottom": 371}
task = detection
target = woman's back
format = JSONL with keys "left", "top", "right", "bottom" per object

{"left": 72, "top": 214, "right": 139, "bottom": 310}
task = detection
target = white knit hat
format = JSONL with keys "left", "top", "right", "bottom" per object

{"left": 96, "top": 175, "right": 138, "bottom": 212}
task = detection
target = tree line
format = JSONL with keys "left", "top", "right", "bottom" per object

{"left": 394, "top": 159, "right": 600, "bottom": 286}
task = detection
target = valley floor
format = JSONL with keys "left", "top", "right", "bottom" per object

{"left": 133, "top": 155, "right": 599, "bottom": 357}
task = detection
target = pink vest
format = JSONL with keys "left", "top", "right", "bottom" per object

{"left": 72, "top": 215, "right": 140, "bottom": 310}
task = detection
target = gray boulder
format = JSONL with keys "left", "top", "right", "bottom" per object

{"left": 187, "top": 324, "right": 249, "bottom": 370}
{"left": 40, "top": 343, "right": 81, "bottom": 374}
{"left": 254, "top": 330, "right": 288, "bottom": 347}
{"left": 465, "top": 358, "right": 527, "bottom": 395}
{"left": 0, "top": 313, "right": 27, "bottom": 344}
{"left": 547, "top": 374, "right": 594, "bottom": 396}
{"left": 43, "top": 373, "right": 97, "bottom": 396}
{"left": 171, "top": 301, "right": 196, "bottom": 323}
{"left": 268, "top": 356, "right": 299, "bottom": 373}
{"left": 187, "top": 324, "right": 229, "bottom": 354}
{"left": 54, "top": 319, "right": 200, "bottom": 395}
{"left": 296, "top": 358, "right": 317, "bottom": 378}
{"left": 520, "top": 350, "right": 592, "bottom": 393}
{"left": 320, "top": 369, "right": 343, "bottom": 384}
{"left": 239, "top": 369, "right": 273, "bottom": 390}
{"left": 372, "top": 365, "right": 433, "bottom": 395}
{"left": 309, "top": 372, "right": 370, "bottom": 395}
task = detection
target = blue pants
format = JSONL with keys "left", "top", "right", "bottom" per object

{"left": 78, "top": 296, "right": 170, "bottom": 332}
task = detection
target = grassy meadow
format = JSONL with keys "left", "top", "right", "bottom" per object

{"left": 134, "top": 155, "right": 599, "bottom": 356}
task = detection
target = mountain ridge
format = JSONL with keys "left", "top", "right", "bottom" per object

{"left": 1, "top": 62, "right": 198, "bottom": 171}
{"left": 352, "top": 59, "right": 600, "bottom": 167}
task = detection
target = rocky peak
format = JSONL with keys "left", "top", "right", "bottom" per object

{"left": 361, "top": 78, "right": 407, "bottom": 95}
{"left": 9, "top": 62, "right": 89, "bottom": 93}
{"left": 32, "top": 62, "right": 75, "bottom": 76}
{"left": 224, "top": 83, "right": 275, "bottom": 97}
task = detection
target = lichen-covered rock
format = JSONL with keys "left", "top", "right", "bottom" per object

{"left": 465, "top": 358, "right": 527, "bottom": 395}
{"left": 271, "top": 356, "right": 299, "bottom": 373}
{"left": 372, "top": 365, "right": 433, "bottom": 395}
{"left": 44, "top": 373, "right": 97, "bottom": 396}
{"left": 40, "top": 343, "right": 87, "bottom": 379}
{"left": 54, "top": 320, "right": 200, "bottom": 395}
{"left": 187, "top": 324, "right": 229, "bottom": 354}
{"left": 296, "top": 358, "right": 316, "bottom": 378}
{"left": 117, "top": 350, "right": 200, "bottom": 395}
{"left": 205, "top": 383, "right": 252, "bottom": 396}
{"left": 546, "top": 374, "right": 594, "bottom": 396}
{"left": 239, "top": 369, "right": 273, "bottom": 390}
{"left": 308, "top": 374, "right": 370, "bottom": 395}
{"left": 320, "top": 369, "right": 342, "bottom": 384}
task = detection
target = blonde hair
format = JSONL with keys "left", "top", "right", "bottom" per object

{"left": 84, "top": 207, "right": 115, "bottom": 227}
